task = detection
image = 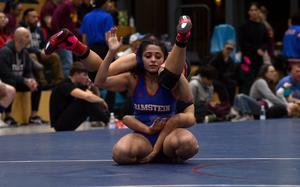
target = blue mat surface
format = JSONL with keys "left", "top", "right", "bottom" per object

{"left": 1, "top": 118, "right": 300, "bottom": 186}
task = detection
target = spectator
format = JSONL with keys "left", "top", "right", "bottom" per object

{"left": 266, "top": 103, "right": 300, "bottom": 119}
{"left": 3, "top": 0, "right": 23, "bottom": 33}
{"left": 282, "top": 11, "right": 300, "bottom": 64}
{"left": 77, "top": 0, "right": 93, "bottom": 26}
{"left": 51, "top": 0, "right": 82, "bottom": 77}
{"left": 231, "top": 64, "right": 285, "bottom": 121}
{"left": 21, "top": 8, "right": 64, "bottom": 87}
{"left": 50, "top": 62, "right": 109, "bottom": 131}
{"left": 238, "top": 2, "right": 269, "bottom": 94}
{"left": 250, "top": 64, "right": 283, "bottom": 105}
{"left": 40, "top": 0, "right": 63, "bottom": 39}
{"left": 0, "top": 81, "right": 16, "bottom": 127}
{"left": 276, "top": 63, "right": 300, "bottom": 102}
{"left": 80, "top": 0, "right": 114, "bottom": 113}
{"left": 0, "top": 27, "right": 47, "bottom": 125}
{"left": 189, "top": 65, "right": 230, "bottom": 122}
{"left": 80, "top": 0, "right": 114, "bottom": 58}
{"left": 102, "top": 0, "right": 118, "bottom": 25}
{"left": 258, "top": 6, "right": 275, "bottom": 62}
{"left": 117, "top": 32, "right": 144, "bottom": 58}
{"left": 209, "top": 40, "right": 239, "bottom": 104}
{"left": 0, "top": 11, "right": 13, "bottom": 48}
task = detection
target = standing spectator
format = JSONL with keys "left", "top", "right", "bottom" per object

{"left": 258, "top": 6, "right": 275, "bottom": 62}
{"left": 3, "top": 0, "right": 23, "bottom": 33}
{"left": 282, "top": 11, "right": 300, "bottom": 64}
{"left": 102, "top": 0, "right": 118, "bottom": 25}
{"left": 21, "top": 8, "right": 64, "bottom": 87}
{"left": 77, "top": 0, "right": 93, "bottom": 26}
{"left": 80, "top": 0, "right": 114, "bottom": 58}
{"left": 80, "top": 0, "right": 114, "bottom": 111}
{"left": 51, "top": 0, "right": 83, "bottom": 77}
{"left": 0, "top": 27, "right": 47, "bottom": 125}
{"left": 209, "top": 40, "right": 239, "bottom": 104}
{"left": 0, "top": 11, "right": 13, "bottom": 48}
{"left": 0, "top": 81, "right": 16, "bottom": 127}
{"left": 238, "top": 2, "right": 269, "bottom": 94}
{"left": 50, "top": 62, "right": 109, "bottom": 131}
{"left": 40, "top": 0, "right": 63, "bottom": 39}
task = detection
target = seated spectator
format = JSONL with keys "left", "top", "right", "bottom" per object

{"left": 0, "top": 27, "right": 47, "bottom": 125}
{"left": 209, "top": 40, "right": 239, "bottom": 104}
{"left": 0, "top": 81, "right": 16, "bottom": 127}
{"left": 276, "top": 63, "right": 300, "bottom": 102}
{"left": 50, "top": 62, "right": 109, "bottom": 131}
{"left": 117, "top": 32, "right": 144, "bottom": 58}
{"left": 266, "top": 102, "right": 300, "bottom": 119}
{"left": 40, "top": 0, "right": 63, "bottom": 39}
{"left": 189, "top": 65, "right": 230, "bottom": 122}
{"left": 0, "top": 11, "right": 13, "bottom": 48}
{"left": 3, "top": 0, "right": 23, "bottom": 33}
{"left": 20, "top": 8, "right": 64, "bottom": 88}
{"left": 231, "top": 64, "right": 286, "bottom": 121}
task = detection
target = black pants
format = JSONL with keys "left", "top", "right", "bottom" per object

{"left": 52, "top": 99, "right": 109, "bottom": 131}
{"left": 5, "top": 84, "right": 41, "bottom": 113}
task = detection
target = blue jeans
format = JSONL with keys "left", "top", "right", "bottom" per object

{"left": 233, "top": 94, "right": 260, "bottom": 115}
{"left": 57, "top": 49, "right": 73, "bottom": 77}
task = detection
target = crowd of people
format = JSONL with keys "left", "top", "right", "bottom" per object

{"left": 0, "top": 0, "right": 300, "bottom": 134}
{"left": 191, "top": 2, "right": 300, "bottom": 123}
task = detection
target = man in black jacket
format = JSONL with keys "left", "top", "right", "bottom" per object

{"left": 0, "top": 27, "right": 47, "bottom": 125}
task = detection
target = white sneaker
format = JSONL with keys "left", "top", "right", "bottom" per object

{"left": 231, "top": 114, "right": 253, "bottom": 122}
{"left": 0, "top": 119, "right": 8, "bottom": 128}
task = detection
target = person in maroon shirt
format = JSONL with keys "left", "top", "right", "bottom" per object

{"left": 51, "top": 0, "right": 83, "bottom": 77}
{"left": 3, "top": 1, "right": 23, "bottom": 33}
{"left": 51, "top": 0, "right": 82, "bottom": 37}
{"left": 40, "top": 0, "right": 63, "bottom": 39}
{"left": 0, "top": 12, "right": 13, "bottom": 48}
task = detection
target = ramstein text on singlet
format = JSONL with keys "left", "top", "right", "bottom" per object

{"left": 134, "top": 104, "right": 171, "bottom": 112}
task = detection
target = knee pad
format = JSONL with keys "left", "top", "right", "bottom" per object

{"left": 158, "top": 68, "right": 180, "bottom": 90}
{"left": 176, "top": 100, "right": 193, "bottom": 113}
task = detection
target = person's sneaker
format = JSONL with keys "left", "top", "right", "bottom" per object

{"left": 44, "top": 28, "right": 78, "bottom": 55}
{"left": 29, "top": 115, "right": 48, "bottom": 125}
{"left": 231, "top": 114, "right": 253, "bottom": 122}
{"left": 90, "top": 121, "right": 106, "bottom": 128}
{"left": 176, "top": 15, "right": 192, "bottom": 46}
{"left": 0, "top": 119, "right": 8, "bottom": 128}
{"left": 4, "top": 116, "right": 18, "bottom": 126}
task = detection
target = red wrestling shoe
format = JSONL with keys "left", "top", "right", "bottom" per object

{"left": 44, "top": 28, "right": 78, "bottom": 55}
{"left": 176, "top": 15, "right": 192, "bottom": 47}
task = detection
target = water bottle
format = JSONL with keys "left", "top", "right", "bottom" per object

{"left": 260, "top": 105, "right": 266, "bottom": 120}
{"left": 129, "top": 16, "right": 135, "bottom": 27}
{"left": 108, "top": 112, "right": 116, "bottom": 129}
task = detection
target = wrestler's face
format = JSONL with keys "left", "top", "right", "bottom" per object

{"left": 142, "top": 44, "right": 164, "bottom": 74}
